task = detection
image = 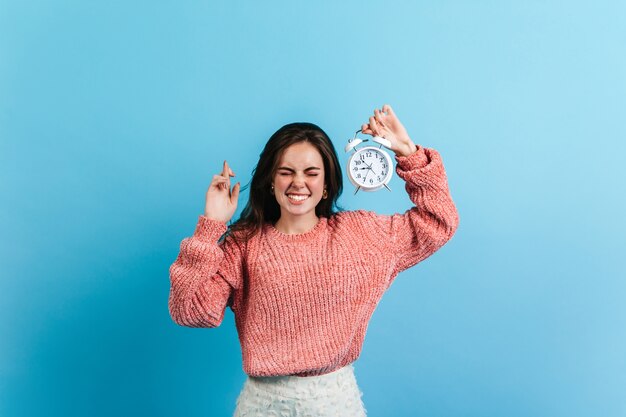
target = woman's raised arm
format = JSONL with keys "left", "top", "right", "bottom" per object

{"left": 354, "top": 146, "right": 459, "bottom": 287}
{"left": 168, "top": 216, "right": 245, "bottom": 328}
{"left": 169, "top": 159, "right": 244, "bottom": 328}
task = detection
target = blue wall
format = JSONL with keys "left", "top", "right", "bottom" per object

{"left": 2, "top": 1, "right": 625, "bottom": 416}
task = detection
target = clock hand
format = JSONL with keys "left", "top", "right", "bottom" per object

{"left": 361, "top": 167, "right": 370, "bottom": 183}
{"left": 364, "top": 161, "right": 377, "bottom": 176}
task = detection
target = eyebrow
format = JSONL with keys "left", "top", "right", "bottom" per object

{"left": 276, "top": 166, "right": 321, "bottom": 172}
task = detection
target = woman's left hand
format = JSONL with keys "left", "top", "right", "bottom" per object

{"left": 361, "top": 104, "right": 418, "bottom": 157}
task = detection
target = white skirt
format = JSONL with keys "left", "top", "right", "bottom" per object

{"left": 233, "top": 363, "right": 367, "bottom": 417}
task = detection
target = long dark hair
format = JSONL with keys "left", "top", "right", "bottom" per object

{"left": 227, "top": 122, "right": 344, "bottom": 242}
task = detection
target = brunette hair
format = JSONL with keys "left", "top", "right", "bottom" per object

{"left": 226, "top": 122, "right": 344, "bottom": 242}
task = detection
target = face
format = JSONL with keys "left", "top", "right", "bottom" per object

{"left": 272, "top": 141, "right": 326, "bottom": 220}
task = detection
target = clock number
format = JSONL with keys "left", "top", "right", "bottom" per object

{"left": 356, "top": 173, "right": 361, "bottom": 178}
{"left": 377, "top": 176, "right": 381, "bottom": 181}
{"left": 382, "top": 164, "right": 387, "bottom": 168}
{"left": 353, "top": 167, "right": 358, "bottom": 171}
{"left": 369, "top": 178, "right": 373, "bottom": 184}
{"left": 366, "top": 152, "right": 372, "bottom": 158}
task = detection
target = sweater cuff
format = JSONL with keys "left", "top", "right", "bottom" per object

{"left": 193, "top": 215, "right": 228, "bottom": 242}
{"left": 394, "top": 146, "right": 445, "bottom": 190}
{"left": 394, "top": 145, "right": 429, "bottom": 170}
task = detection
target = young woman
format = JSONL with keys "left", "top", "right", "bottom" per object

{"left": 169, "top": 105, "right": 459, "bottom": 416}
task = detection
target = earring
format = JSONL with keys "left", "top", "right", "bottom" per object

{"left": 270, "top": 184, "right": 275, "bottom": 195}
{"left": 322, "top": 188, "right": 328, "bottom": 199}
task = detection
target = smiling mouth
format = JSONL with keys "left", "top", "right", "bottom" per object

{"left": 286, "top": 194, "right": 310, "bottom": 202}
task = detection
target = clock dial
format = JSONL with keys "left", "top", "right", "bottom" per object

{"left": 349, "top": 148, "right": 390, "bottom": 188}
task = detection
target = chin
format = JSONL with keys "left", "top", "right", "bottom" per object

{"left": 286, "top": 206, "right": 314, "bottom": 216}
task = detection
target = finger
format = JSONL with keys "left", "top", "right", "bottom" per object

{"left": 222, "top": 161, "right": 232, "bottom": 189}
{"left": 382, "top": 104, "right": 394, "bottom": 117}
{"left": 211, "top": 183, "right": 228, "bottom": 192}
{"left": 374, "top": 109, "right": 386, "bottom": 127}
{"left": 211, "top": 176, "right": 230, "bottom": 190}
{"left": 211, "top": 177, "right": 229, "bottom": 185}
{"left": 230, "top": 182, "right": 241, "bottom": 204}
{"left": 369, "top": 116, "right": 380, "bottom": 135}
{"left": 224, "top": 160, "right": 235, "bottom": 177}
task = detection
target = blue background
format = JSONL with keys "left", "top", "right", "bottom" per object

{"left": 2, "top": 1, "right": 625, "bottom": 416}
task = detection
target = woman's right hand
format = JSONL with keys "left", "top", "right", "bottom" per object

{"left": 204, "top": 160, "right": 241, "bottom": 223}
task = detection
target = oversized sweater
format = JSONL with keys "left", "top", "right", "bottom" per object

{"left": 168, "top": 145, "right": 459, "bottom": 377}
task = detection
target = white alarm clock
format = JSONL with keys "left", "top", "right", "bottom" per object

{"left": 344, "top": 129, "right": 393, "bottom": 194}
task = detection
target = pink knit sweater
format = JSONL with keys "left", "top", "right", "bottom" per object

{"left": 169, "top": 146, "right": 459, "bottom": 377}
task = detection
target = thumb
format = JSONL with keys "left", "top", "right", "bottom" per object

{"left": 230, "top": 182, "right": 241, "bottom": 204}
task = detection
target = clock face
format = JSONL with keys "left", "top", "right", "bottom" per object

{"left": 347, "top": 146, "right": 393, "bottom": 190}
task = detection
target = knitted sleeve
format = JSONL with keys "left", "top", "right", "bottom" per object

{"left": 168, "top": 216, "right": 245, "bottom": 328}
{"left": 356, "top": 145, "right": 459, "bottom": 287}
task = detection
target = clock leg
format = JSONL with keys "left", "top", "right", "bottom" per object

{"left": 354, "top": 186, "right": 361, "bottom": 195}
{"left": 384, "top": 184, "right": 392, "bottom": 192}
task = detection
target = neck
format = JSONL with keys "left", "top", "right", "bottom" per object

{"left": 274, "top": 214, "right": 320, "bottom": 235}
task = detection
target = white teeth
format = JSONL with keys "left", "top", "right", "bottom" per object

{"left": 287, "top": 194, "right": 309, "bottom": 201}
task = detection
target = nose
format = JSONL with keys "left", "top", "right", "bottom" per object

{"left": 290, "top": 173, "right": 307, "bottom": 189}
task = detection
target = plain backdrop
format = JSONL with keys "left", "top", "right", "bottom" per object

{"left": 2, "top": 1, "right": 625, "bottom": 416}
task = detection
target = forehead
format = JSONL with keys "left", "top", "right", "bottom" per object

{"left": 278, "top": 142, "right": 324, "bottom": 167}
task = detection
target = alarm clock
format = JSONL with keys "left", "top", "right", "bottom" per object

{"left": 344, "top": 129, "right": 393, "bottom": 194}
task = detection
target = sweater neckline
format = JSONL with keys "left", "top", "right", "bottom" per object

{"left": 265, "top": 217, "right": 327, "bottom": 242}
